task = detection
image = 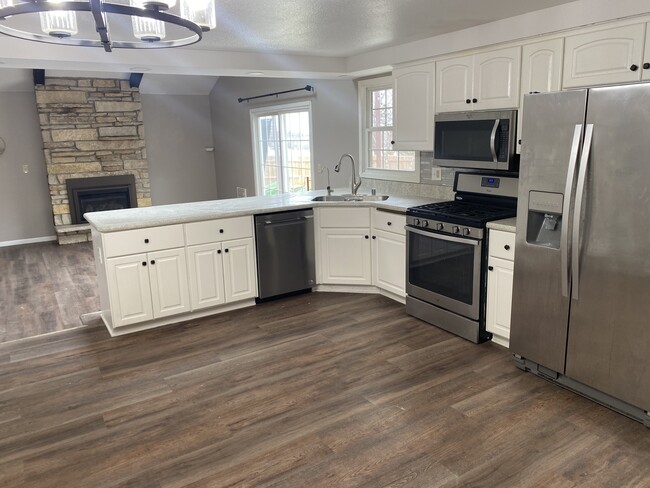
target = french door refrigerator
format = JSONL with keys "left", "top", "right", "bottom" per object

{"left": 510, "top": 84, "right": 650, "bottom": 426}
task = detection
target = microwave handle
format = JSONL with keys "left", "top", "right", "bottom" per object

{"left": 489, "top": 119, "right": 500, "bottom": 163}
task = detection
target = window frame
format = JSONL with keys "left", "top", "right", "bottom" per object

{"left": 250, "top": 100, "right": 315, "bottom": 196}
{"left": 358, "top": 76, "right": 420, "bottom": 183}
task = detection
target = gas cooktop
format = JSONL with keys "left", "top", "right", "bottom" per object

{"left": 407, "top": 201, "right": 516, "bottom": 228}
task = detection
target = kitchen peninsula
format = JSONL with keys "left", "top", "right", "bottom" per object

{"left": 86, "top": 191, "right": 438, "bottom": 336}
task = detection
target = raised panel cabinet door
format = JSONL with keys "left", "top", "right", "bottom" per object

{"left": 486, "top": 256, "right": 514, "bottom": 347}
{"left": 518, "top": 38, "right": 564, "bottom": 153}
{"left": 222, "top": 238, "right": 257, "bottom": 302}
{"left": 148, "top": 248, "right": 191, "bottom": 318}
{"left": 187, "top": 243, "right": 225, "bottom": 311}
{"left": 371, "top": 229, "right": 406, "bottom": 297}
{"left": 106, "top": 253, "right": 154, "bottom": 327}
{"left": 436, "top": 55, "right": 473, "bottom": 113}
{"left": 320, "top": 228, "right": 372, "bottom": 285}
{"left": 393, "top": 62, "right": 435, "bottom": 150}
{"left": 643, "top": 22, "right": 650, "bottom": 81}
{"left": 473, "top": 46, "right": 521, "bottom": 110}
{"left": 562, "top": 23, "right": 645, "bottom": 88}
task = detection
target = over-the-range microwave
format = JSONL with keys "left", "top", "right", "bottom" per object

{"left": 434, "top": 110, "right": 518, "bottom": 171}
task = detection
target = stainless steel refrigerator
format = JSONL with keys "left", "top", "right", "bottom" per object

{"left": 510, "top": 84, "right": 650, "bottom": 426}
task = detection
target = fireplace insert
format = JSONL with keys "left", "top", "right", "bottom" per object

{"left": 66, "top": 174, "right": 137, "bottom": 224}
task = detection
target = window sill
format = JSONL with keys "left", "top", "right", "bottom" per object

{"left": 361, "top": 168, "right": 420, "bottom": 184}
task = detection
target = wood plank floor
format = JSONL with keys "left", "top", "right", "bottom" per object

{"left": 0, "top": 291, "right": 648, "bottom": 487}
{"left": 0, "top": 242, "right": 99, "bottom": 343}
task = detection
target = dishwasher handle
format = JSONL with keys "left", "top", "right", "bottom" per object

{"left": 260, "top": 215, "right": 314, "bottom": 226}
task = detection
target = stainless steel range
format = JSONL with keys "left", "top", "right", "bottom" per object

{"left": 405, "top": 172, "right": 518, "bottom": 343}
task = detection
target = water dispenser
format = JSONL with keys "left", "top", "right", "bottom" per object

{"left": 526, "top": 191, "right": 564, "bottom": 249}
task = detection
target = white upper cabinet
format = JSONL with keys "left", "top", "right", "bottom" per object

{"left": 517, "top": 38, "right": 564, "bottom": 153}
{"left": 436, "top": 47, "right": 520, "bottom": 113}
{"left": 562, "top": 23, "right": 647, "bottom": 88}
{"left": 392, "top": 62, "right": 435, "bottom": 151}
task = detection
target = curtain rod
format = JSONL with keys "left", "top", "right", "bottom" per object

{"left": 238, "top": 85, "right": 314, "bottom": 103}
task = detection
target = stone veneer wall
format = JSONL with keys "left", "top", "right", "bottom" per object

{"left": 35, "top": 77, "right": 151, "bottom": 242}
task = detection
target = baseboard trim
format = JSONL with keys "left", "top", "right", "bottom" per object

{"left": 0, "top": 235, "right": 57, "bottom": 248}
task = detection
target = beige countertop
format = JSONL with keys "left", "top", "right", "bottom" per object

{"left": 486, "top": 217, "right": 517, "bottom": 233}
{"left": 85, "top": 190, "right": 444, "bottom": 233}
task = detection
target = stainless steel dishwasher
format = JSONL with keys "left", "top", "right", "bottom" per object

{"left": 254, "top": 209, "right": 315, "bottom": 300}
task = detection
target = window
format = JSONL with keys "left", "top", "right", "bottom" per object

{"left": 251, "top": 101, "right": 314, "bottom": 196}
{"left": 359, "top": 77, "right": 419, "bottom": 183}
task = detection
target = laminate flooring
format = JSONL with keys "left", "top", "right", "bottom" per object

{"left": 0, "top": 292, "right": 648, "bottom": 487}
{"left": 0, "top": 242, "right": 99, "bottom": 343}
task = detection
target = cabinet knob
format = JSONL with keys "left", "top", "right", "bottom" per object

{"left": 150, "top": 260, "right": 155, "bottom": 265}
{"left": 224, "top": 248, "right": 229, "bottom": 253}
{"left": 365, "top": 235, "right": 369, "bottom": 239}
{"left": 472, "top": 98, "right": 478, "bottom": 103}
{"left": 465, "top": 99, "right": 471, "bottom": 104}
{"left": 504, "top": 244, "right": 511, "bottom": 250}
{"left": 219, "top": 229, "right": 224, "bottom": 234}
{"left": 488, "top": 266, "right": 494, "bottom": 271}
{"left": 144, "top": 238, "right": 149, "bottom": 243}
{"left": 142, "top": 261, "right": 147, "bottom": 266}
{"left": 644, "top": 62, "right": 650, "bottom": 69}
{"left": 217, "top": 249, "right": 222, "bottom": 254}
{"left": 387, "top": 221, "right": 392, "bottom": 226}
{"left": 372, "top": 236, "right": 376, "bottom": 239}
{"left": 390, "top": 140, "right": 395, "bottom": 145}
{"left": 630, "top": 64, "right": 639, "bottom": 71}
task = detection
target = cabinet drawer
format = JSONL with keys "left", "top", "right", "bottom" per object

{"left": 185, "top": 216, "right": 253, "bottom": 246}
{"left": 319, "top": 207, "right": 370, "bottom": 228}
{"left": 372, "top": 209, "right": 406, "bottom": 236}
{"left": 103, "top": 224, "right": 184, "bottom": 258}
{"left": 489, "top": 229, "right": 516, "bottom": 261}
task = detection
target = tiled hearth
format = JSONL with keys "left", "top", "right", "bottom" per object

{"left": 35, "top": 77, "right": 152, "bottom": 244}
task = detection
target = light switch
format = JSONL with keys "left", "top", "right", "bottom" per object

{"left": 22, "top": 164, "right": 29, "bottom": 174}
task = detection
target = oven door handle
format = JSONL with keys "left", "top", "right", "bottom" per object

{"left": 406, "top": 226, "right": 480, "bottom": 246}
{"left": 490, "top": 119, "right": 500, "bottom": 163}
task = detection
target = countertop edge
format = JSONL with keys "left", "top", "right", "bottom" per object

{"left": 486, "top": 217, "right": 517, "bottom": 233}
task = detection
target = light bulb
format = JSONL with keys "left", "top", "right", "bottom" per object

{"left": 131, "top": 16, "right": 166, "bottom": 42}
{"left": 180, "top": 0, "right": 216, "bottom": 31}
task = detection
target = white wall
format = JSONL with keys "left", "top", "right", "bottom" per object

{"left": 142, "top": 94, "right": 218, "bottom": 205}
{"left": 0, "top": 91, "right": 55, "bottom": 244}
{"left": 209, "top": 77, "right": 359, "bottom": 199}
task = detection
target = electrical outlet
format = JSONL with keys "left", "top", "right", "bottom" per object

{"left": 431, "top": 166, "right": 442, "bottom": 181}
{"left": 317, "top": 164, "right": 323, "bottom": 173}
{"left": 22, "top": 164, "right": 29, "bottom": 174}
{"left": 236, "top": 187, "right": 247, "bottom": 198}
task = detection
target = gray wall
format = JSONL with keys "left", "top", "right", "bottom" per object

{"left": 142, "top": 94, "right": 218, "bottom": 205}
{"left": 209, "top": 77, "right": 359, "bottom": 199}
{"left": 0, "top": 91, "right": 55, "bottom": 243}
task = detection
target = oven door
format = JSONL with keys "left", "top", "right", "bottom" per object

{"left": 406, "top": 226, "right": 482, "bottom": 320}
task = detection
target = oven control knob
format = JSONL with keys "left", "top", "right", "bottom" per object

{"left": 452, "top": 226, "right": 460, "bottom": 234}
{"left": 414, "top": 218, "right": 421, "bottom": 226}
{"left": 422, "top": 220, "right": 429, "bottom": 228}
{"left": 436, "top": 223, "right": 444, "bottom": 231}
{"left": 462, "top": 228, "right": 471, "bottom": 236}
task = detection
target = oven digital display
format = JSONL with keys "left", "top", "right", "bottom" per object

{"left": 481, "top": 177, "right": 500, "bottom": 188}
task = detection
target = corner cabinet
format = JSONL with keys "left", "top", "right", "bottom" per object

{"left": 517, "top": 38, "right": 564, "bottom": 153}
{"left": 562, "top": 22, "right": 649, "bottom": 88}
{"left": 436, "top": 46, "right": 521, "bottom": 113}
{"left": 486, "top": 229, "right": 515, "bottom": 348}
{"left": 392, "top": 62, "right": 435, "bottom": 151}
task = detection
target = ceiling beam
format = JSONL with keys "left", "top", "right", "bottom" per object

{"left": 129, "top": 72, "right": 144, "bottom": 89}
{"left": 33, "top": 69, "right": 45, "bottom": 86}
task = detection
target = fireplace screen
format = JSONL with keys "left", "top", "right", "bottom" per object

{"left": 66, "top": 175, "right": 137, "bottom": 224}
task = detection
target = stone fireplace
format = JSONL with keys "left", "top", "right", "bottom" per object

{"left": 35, "top": 77, "right": 152, "bottom": 244}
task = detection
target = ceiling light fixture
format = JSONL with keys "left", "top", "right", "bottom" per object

{"left": 0, "top": 0, "right": 216, "bottom": 52}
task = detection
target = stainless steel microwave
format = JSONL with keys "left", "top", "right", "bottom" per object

{"left": 434, "top": 110, "right": 518, "bottom": 171}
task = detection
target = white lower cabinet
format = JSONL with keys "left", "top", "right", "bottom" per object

{"left": 186, "top": 243, "right": 226, "bottom": 310}
{"left": 222, "top": 238, "right": 257, "bottom": 302}
{"left": 486, "top": 229, "right": 515, "bottom": 347}
{"left": 372, "top": 229, "right": 405, "bottom": 297}
{"left": 319, "top": 228, "right": 372, "bottom": 285}
{"left": 106, "top": 247, "right": 190, "bottom": 328}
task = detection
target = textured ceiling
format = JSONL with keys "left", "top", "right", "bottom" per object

{"left": 192, "top": 0, "right": 579, "bottom": 56}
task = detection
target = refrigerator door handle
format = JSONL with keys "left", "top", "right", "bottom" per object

{"left": 571, "top": 123, "right": 594, "bottom": 301}
{"left": 490, "top": 119, "right": 500, "bottom": 162}
{"left": 560, "top": 124, "right": 584, "bottom": 298}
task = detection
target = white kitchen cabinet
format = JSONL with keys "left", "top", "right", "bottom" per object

{"left": 562, "top": 23, "right": 647, "bottom": 88}
{"left": 106, "top": 246, "right": 190, "bottom": 328}
{"left": 186, "top": 243, "right": 226, "bottom": 310}
{"left": 644, "top": 22, "right": 650, "bottom": 81}
{"left": 436, "top": 47, "right": 521, "bottom": 113}
{"left": 392, "top": 61, "right": 435, "bottom": 150}
{"left": 486, "top": 229, "right": 516, "bottom": 347}
{"left": 518, "top": 38, "right": 564, "bottom": 153}
{"left": 372, "top": 229, "right": 405, "bottom": 297}
{"left": 319, "top": 228, "right": 372, "bottom": 285}
{"left": 222, "top": 238, "right": 257, "bottom": 302}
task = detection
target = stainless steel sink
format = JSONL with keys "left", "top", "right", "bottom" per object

{"left": 311, "top": 194, "right": 389, "bottom": 202}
